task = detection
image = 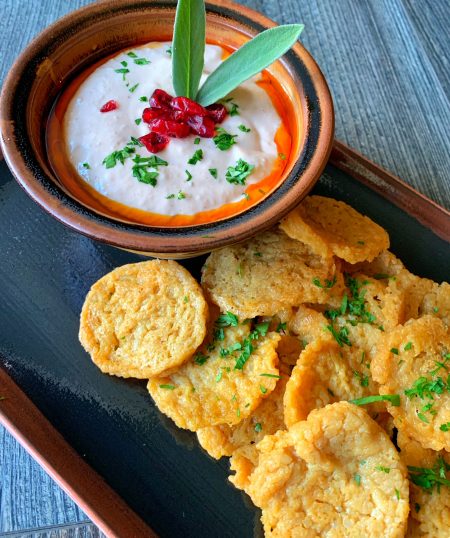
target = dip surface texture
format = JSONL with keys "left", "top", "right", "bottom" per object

{"left": 64, "top": 42, "right": 283, "bottom": 218}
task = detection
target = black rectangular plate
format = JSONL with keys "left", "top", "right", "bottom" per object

{"left": 1, "top": 156, "right": 449, "bottom": 538}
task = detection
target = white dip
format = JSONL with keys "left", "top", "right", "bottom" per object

{"left": 65, "top": 42, "right": 281, "bottom": 215}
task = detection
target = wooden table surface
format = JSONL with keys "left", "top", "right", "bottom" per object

{"left": 1, "top": 0, "right": 449, "bottom": 535}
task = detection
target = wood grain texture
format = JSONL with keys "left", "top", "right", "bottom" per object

{"left": 0, "top": 367, "right": 156, "bottom": 538}
{"left": 238, "top": 0, "right": 450, "bottom": 210}
{"left": 0, "top": 0, "right": 449, "bottom": 534}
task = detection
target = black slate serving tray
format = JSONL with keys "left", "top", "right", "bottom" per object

{"left": 1, "top": 143, "right": 449, "bottom": 537}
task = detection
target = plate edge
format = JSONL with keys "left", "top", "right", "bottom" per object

{"left": 330, "top": 141, "right": 450, "bottom": 243}
{"left": 1, "top": 140, "right": 449, "bottom": 538}
{"left": 0, "top": 365, "right": 158, "bottom": 538}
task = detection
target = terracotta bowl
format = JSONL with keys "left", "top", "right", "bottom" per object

{"left": 0, "top": 0, "right": 333, "bottom": 258}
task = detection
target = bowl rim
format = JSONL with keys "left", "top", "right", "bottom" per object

{"left": 0, "top": 0, "right": 334, "bottom": 255}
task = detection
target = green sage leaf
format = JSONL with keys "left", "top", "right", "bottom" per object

{"left": 172, "top": 0, "right": 206, "bottom": 99}
{"left": 196, "top": 24, "right": 303, "bottom": 106}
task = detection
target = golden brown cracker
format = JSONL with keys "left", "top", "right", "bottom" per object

{"left": 196, "top": 368, "right": 288, "bottom": 459}
{"left": 371, "top": 316, "right": 450, "bottom": 451}
{"left": 343, "top": 250, "right": 405, "bottom": 277}
{"left": 231, "top": 402, "right": 409, "bottom": 538}
{"left": 420, "top": 282, "right": 450, "bottom": 327}
{"left": 398, "top": 432, "right": 450, "bottom": 537}
{"left": 283, "top": 338, "right": 381, "bottom": 427}
{"left": 201, "top": 229, "right": 344, "bottom": 319}
{"left": 148, "top": 323, "right": 280, "bottom": 431}
{"left": 280, "top": 195, "right": 390, "bottom": 264}
{"left": 79, "top": 260, "right": 208, "bottom": 378}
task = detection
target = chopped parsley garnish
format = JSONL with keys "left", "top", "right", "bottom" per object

{"left": 260, "top": 385, "right": 267, "bottom": 394}
{"left": 139, "top": 96, "right": 148, "bottom": 102}
{"left": 353, "top": 370, "right": 369, "bottom": 387}
{"left": 209, "top": 168, "right": 218, "bottom": 178}
{"left": 194, "top": 137, "right": 201, "bottom": 145}
{"left": 390, "top": 348, "right": 399, "bottom": 355}
{"left": 130, "top": 154, "right": 168, "bottom": 186}
{"left": 238, "top": 124, "right": 251, "bottom": 132}
{"left": 395, "top": 489, "right": 400, "bottom": 500}
{"left": 185, "top": 169, "right": 193, "bottom": 181}
{"left": 440, "top": 422, "right": 450, "bottom": 432}
{"left": 404, "top": 376, "right": 448, "bottom": 400}
{"left": 254, "top": 422, "right": 262, "bottom": 433}
{"left": 350, "top": 394, "right": 401, "bottom": 406}
{"left": 234, "top": 338, "right": 254, "bottom": 370}
{"left": 134, "top": 57, "right": 151, "bottom": 65}
{"left": 213, "top": 128, "right": 237, "bottom": 150}
{"left": 194, "top": 352, "right": 209, "bottom": 365}
{"left": 183, "top": 296, "right": 189, "bottom": 303}
{"left": 253, "top": 322, "right": 270, "bottom": 337}
{"left": 415, "top": 503, "right": 421, "bottom": 513}
{"left": 133, "top": 168, "right": 158, "bottom": 186}
{"left": 242, "top": 193, "right": 250, "bottom": 201}
{"left": 236, "top": 408, "right": 241, "bottom": 418}
{"left": 102, "top": 138, "right": 142, "bottom": 168}
{"left": 166, "top": 46, "right": 172, "bottom": 55}
{"left": 408, "top": 456, "right": 450, "bottom": 492}
{"left": 229, "top": 102, "right": 239, "bottom": 116}
{"left": 253, "top": 252, "right": 262, "bottom": 257}
{"left": 114, "top": 67, "right": 129, "bottom": 81}
{"left": 82, "top": 162, "right": 90, "bottom": 169}
{"left": 188, "top": 149, "right": 203, "bottom": 165}
{"left": 326, "top": 324, "right": 351, "bottom": 347}
{"left": 403, "top": 366, "right": 450, "bottom": 423}
{"left": 324, "top": 275, "right": 377, "bottom": 345}
{"left": 354, "top": 474, "right": 361, "bottom": 486}
{"left": 275, "top": 322, "right": 287, "bottom": 333}
{"left": 225, "top": 159, "right": 255, "bottom": 185}
{"left": 326, "top": 275, "right": 376, "bottom": 324}
{"left": 129, "top": 83, "right": 139, "bottom": 93}
{"left": 135, "top": 118, "right": 142, "bottom": 125}
{"left": 216, "top": 312, "right": 239, "bottom": 327}
{"left": 216, "top": 371, "right": 223, "bottom": 382}
{"left": 430, "top": 353, "right": 450, "bottom": 375}
{"left": 177, "top": 191, "right": 186, "bottom": 199}
{"left": 166, "top": 194, "right": 175, "bottom": 199}
{"left": 120, "top": 60, "right": 128, "bottom": 67}
{"left": 375, "top": 466, "right": 390, "bottom": 473}
{"left": 127, "top": 51, "right": 138, "bottom": 58}
{"left": 404, "top": 342, "right": 413, "bottom": 351}
{"left": 312, "top": 276, "right": 337, "bottom": 289}
{"left": 260, "top": 373, "right": 281, "bottom": 379}
{"left": 159, "top": 384, "right": 175, "bottom": 390}
{"left": 278, "top": 152, "right": 286, "bottom": 160}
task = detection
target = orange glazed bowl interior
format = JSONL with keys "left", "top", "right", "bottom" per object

{"left": 0, "top": 0, "right": 334, "bottom": 258}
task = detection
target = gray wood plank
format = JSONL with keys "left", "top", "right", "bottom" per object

{"left": 1, "top": 0, "right": 449, "bottom": 534}
{"left": 0, "top": 427, "right": 86, "bottom": 532}
{"left": 240, "top": 0, "right": 450, "bottom": 209}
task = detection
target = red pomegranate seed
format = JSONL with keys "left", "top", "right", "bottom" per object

{"left": 142, "top": 107, "right": 165, "bottom": 123}
{"left": 206, "top": 103, "right": 227, "bottom": 123}
{"left": 149, "top": 118, "right": 190, "bottom": 138}
{"left": 142, "top": 107, "right": 186, "bottom": 124}
{"left": 171, "top": 96, "right": 208, "bottom": 117}
{"left": 187, "top": 115, "right": 215, "bottom": 137}
{"left": 139, "top": 132, "right": 169, "bottom": 153}
{"left": 100, "top": 100, "right": 118, "bottom": 113}
{"left": 149, "top": 89, "right": 173, "bottom": 109}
